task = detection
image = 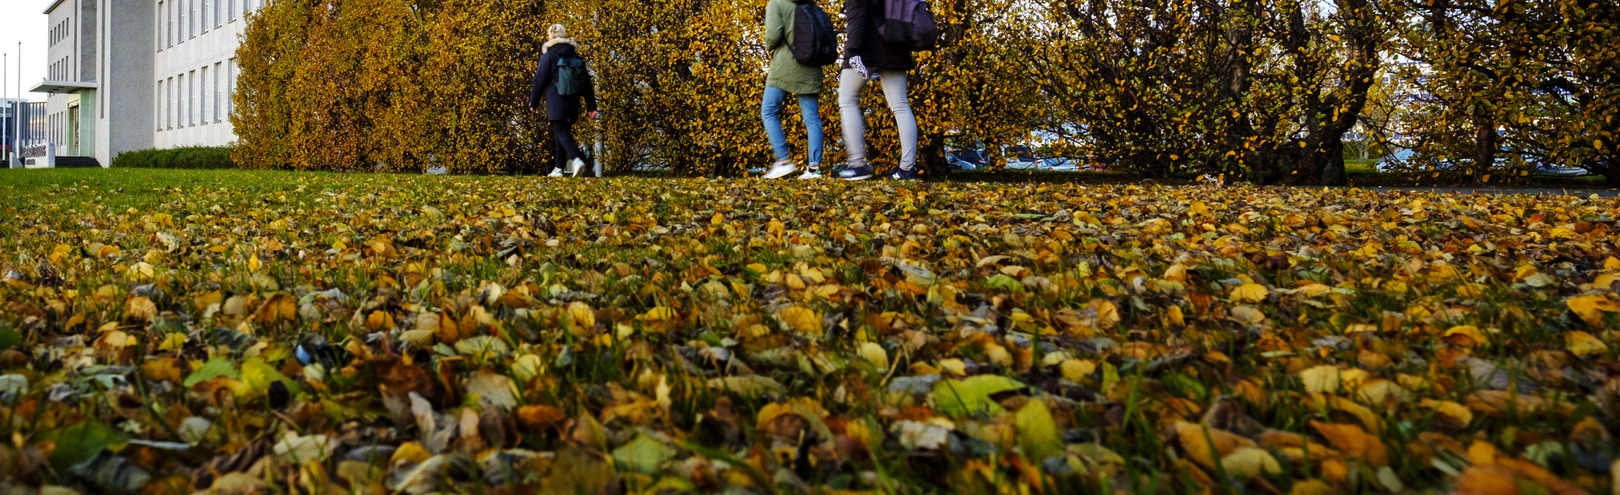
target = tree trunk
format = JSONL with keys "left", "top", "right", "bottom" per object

{"left": 1321, "top": 139, "right": 1347, "bottom": 186}
{"left": 1473, "top": 114, "right": 1496, "bottom": 183}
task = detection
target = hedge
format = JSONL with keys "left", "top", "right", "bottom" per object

{"left": 111, "top": 147, "right": 237, "bottom": 169}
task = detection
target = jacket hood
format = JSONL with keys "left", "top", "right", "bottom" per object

{"left": 543, "top": 38, "right": 578, "bottom": 54}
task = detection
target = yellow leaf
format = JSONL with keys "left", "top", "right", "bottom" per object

{"left": 756, "top": 397, "right": 828, "bottom": 431}
{"left": 1173, "top": 420, "right": 1255, "bottom": 468}
{"left": 1455, "top": 465, "right": 1523, "bottom": 495}
{"left": 1568, "top": 295, "right": 1620, "bottom": 327}
{"left": 639, "top": 306, "right": 677, "bottom": 322}
{"left": 1060, "top": 359, "right": 1095, "bottom": 382}
{"left": 858, "top": 342, "right": 889, "bottom": 370}
{"left": 567, "top": 302, "right": 596, "bottom": 334}
{"left": 126, "top": 296, "right": 158, "bottom": 322}
{"left": 1566, "top": 331, "right": 1608, "bottom": 357}
{"left": 1420, "top": 399, "right": 1474, "bottom": 429}
{"left": 1231, "top": 283, "right": 1269, "bottom": 303}
{"left": 158, "top": 332, "right": 189, "bottom": 352}
{"left": 249, "top": 254, "right": 261, "bottom": 272}
{"left": 777, "top": 306, "right": 821, "bottom": 337}
{"left": 1311, "top": 421, "right": 1388, "bottom": 466}
{"left": 1298, "top": 365, "right": 1344, "bottom": 395}
{"left": 1443, "top": 325, "right": 1488, "bottom": 347}
{"left": 1221, "top": 447, "right": 1282, "bottom": 479}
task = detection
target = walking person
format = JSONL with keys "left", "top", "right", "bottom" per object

{"left": 761, "top": 0, "right": 835, "bottom": 179}
{"left": 836, "top": 0, "right": 922, "bottom": 181}
{"left": 529, "top": 24, "right": 599, "bottom": 177}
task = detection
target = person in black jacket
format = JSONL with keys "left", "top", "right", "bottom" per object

{"left": 529, "top": 24, "right": 599, "bottom": 177}
{"left": 835, "top": 0, "right": 920, "bottom": 181}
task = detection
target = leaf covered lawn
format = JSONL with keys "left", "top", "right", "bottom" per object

{"left": 1, "top": 169, "right": 1618, "bottom": 494}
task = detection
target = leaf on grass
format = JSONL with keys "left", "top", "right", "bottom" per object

{"left": 930, "top": 375, "right": 1027, "bottom": 417}
{"left": 466, "top": 371, "right": 519, "bottom": 410}
{"left": 1221, "top": 447, "right": 1282, "bottom": 479}
{"left": 708, "top": 375, "right": 786, "bottom": 398}
{"left": 1565, "top": 331, "right": 1608, "bottom": 357}
{"left": 49, "top": 421, "right": 124, "bottom": 471}
{"left": 1231, "top": 283, "right": 1269, "bottom": 303}
{"left": 1173, "top": 420, "right": 1255, "bottom": 468}
{"left": 1311, "top": 421, "right": 1388, "bottom": 466}
{"left": 892, "top": 420, "right": 953, "bottom": 450}
{"left": 776, "top": 305, "right": 821, "bottom": 337}
{"left": 183, "top": 357, "right": 240, "bottom": 388}
{"left": 1014, "top": 399, "right": 1064, "bottom": 461}
{"left": 612, "top": 434, "right": 676, "bottom": 474}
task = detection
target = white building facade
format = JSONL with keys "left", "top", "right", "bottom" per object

{"left": 33, "top": 0, "right": 263, "bottom": 167}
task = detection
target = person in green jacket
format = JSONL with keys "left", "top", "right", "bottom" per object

{"left": 761, "top": 0, "right": 827, "bottom": 179}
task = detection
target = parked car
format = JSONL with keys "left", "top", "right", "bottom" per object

{"left": 1039, "top": 157, "right": 1082, "bottom": 172}
{"left": 1005, "top": 146, "right": 1039, "bottom": 169}
{"left": 1531, "top": 164, "right": 1591, "bottom": 177}
{"left": 947, "top": 149, "right": 989, "bottom": 170}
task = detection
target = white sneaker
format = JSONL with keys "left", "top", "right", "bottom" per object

{"left": 548, "top": 168, "right": 564, "bottom": 177}
{"left": 567, "top": 158, "right": 587, "bottom": 177}
{"left": 798, "top": 168, "right": 823, "bottom": 179}
{"left": 763, "top": 160, "right": 798, "bottom": 179}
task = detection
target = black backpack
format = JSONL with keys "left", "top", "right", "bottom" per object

{"left": 879, "top": 0, "right": 940, "bottom": 51}
{"left": 555, "top": 55, "right": 589, "bottom": 97}
{"left": 790, "top": 0, "right": 838, "bottom": 66}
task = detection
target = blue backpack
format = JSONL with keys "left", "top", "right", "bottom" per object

{"left": 556, "top": 55, "right": 589, "bottom": 97}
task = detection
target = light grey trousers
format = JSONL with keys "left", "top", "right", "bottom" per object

{"left": 838, "top": 68, "right": 918, "bottom": 170}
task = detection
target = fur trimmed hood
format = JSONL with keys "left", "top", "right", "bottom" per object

{"left": 543, "top": 37, "right": 577, "bottom": 53}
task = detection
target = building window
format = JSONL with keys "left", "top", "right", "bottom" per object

{"left": 168, "top": 0, "right": 176, "bottom": 48}
{"left": 214, "top": 62, "right": 224, "bottom": 122}
{"left": 200, "top": 66, "right": 210, "bottom": 125}
{"left": 230, "top": 0, "right": 237, "bottom": 22}
{"left": 216, "top": 0, "right": 224, "bottom": 27}
{"left": 227, "top": 58, "right": 237, "bottom": 119}
{"left": 189, "top": 70, "right": 197, "bottom": 126}
{"left": 156, "top": 80, "right": 163, "bottom": 131}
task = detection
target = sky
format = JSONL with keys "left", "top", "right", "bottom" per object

{"left": 0, "top": 0, "right": 50, "bottom": 102}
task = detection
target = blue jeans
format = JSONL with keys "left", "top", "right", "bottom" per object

{"left": 761, "top": 86, "right": 823, "bottom": 167}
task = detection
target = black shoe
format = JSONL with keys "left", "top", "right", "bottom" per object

{"left": 888, "top": 167, "right": 921, "bottom": 180}
{"left": 837, "top": 165, "right": 875, "bottom": 181}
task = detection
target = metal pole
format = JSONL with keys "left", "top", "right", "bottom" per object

{"left": 4, "top": 52, "right": 10, "bottom": 167}
{"left": 16, "top": 42, "right": 21, "bottom": 168}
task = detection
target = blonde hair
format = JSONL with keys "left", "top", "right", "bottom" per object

{"left": 548, "top": 24, "right": 568, "bottom": 40}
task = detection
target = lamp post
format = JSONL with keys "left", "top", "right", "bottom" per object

{"left": 4, "top": 51, "right": 9, "bottom": 168}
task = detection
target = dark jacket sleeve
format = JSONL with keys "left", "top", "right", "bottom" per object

{"left": 529, "top": 52, "right": 555, "bottom": 109}
{"left": 845, "top": 0, "right": 870, "bottom": 59}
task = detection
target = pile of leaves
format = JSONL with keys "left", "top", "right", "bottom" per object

{"left": 0, "top": 169, "right": 1617, "bottom": 494}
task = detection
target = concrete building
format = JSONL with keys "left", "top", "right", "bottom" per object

{"left": 31, "top": 0, "right": 263, "bottom": 167}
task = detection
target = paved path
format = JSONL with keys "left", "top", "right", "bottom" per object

{"left": 1366, "top": 186, "right": 1620, "bottom": 197}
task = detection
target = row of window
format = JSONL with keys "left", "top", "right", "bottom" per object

{"left": 157, "top": 0, "right": 264, "bottom": 51}
{"left": 47, "top": 113, "right": 69, "bottom": 150}
{"left": 49, "top": 57, "right": 71, "bottom": 81}
{"left": 50, "top": 18, "right": 70, "bottom": 47}
{"left": 156, "top": 59, "right": 238, "bottom": 132}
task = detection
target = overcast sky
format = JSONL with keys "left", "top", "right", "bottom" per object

{"left": 0, "top": 0, "right": 51, "bottom": 102}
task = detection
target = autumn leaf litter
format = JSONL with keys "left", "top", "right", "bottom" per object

{"left": 0, "top": 171, "right": 1618, "bottom": 493}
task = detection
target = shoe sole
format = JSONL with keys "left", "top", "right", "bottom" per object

{"left": 763, "top": 170, "right": 797, "bottom": 179}
{"left": 842, "top": 175, "right": 872, "bottom": 181}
